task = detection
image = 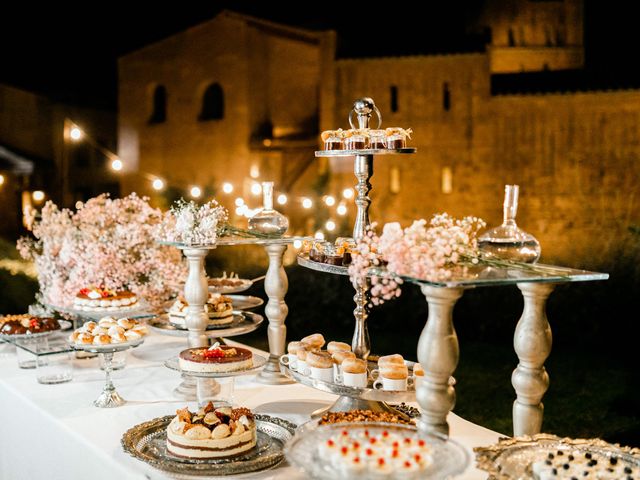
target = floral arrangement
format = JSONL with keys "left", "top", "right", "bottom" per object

{"left": 348, "top": 213, "right": 486, "bottom": 307}
{"left": 17, "top": 193, "right": 185, "bottom": 308}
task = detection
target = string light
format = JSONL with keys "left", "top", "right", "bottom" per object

{"left": 325, "top": 220, "right": 336, "bottom": 231}
{"left": 324, "top": 195, "right": 336, "bottom": 206}
{"left": 152, "top": 178, "right": 165, "bottom": 191}
{"left": 250, "top": 165, "right": 260, "bottom": 179}
{"left": 235, "top": 205, "right": 247, "bottom": 216}
{"left": 314, "top": 230, "right": 325, "bottom": 240}
{"left": 32, "top": 191, "right": 45, "bottom": 202}
{"left": 111, "top": 159, "right": 123, "bottom": 171}
{"left": 190, "top": 186, "right": 202, "bottom": 198}
{"left": 342, "top": 188, "right": 354, "bottom": 199}
{"left": 337, "top": 204, "right": 347, "bottom": 216}
{"left": 277, "top": 193, "right": 287, "bottom": 205}
{"left": 69, "top": 125, "right": 83, "bottom": 141}
{"left": 251, "top": 182, "right": 262, "bottom": 196}
{"left": 293, "top": 240, "right": 302, "bottom": 249}
{"left": 235, "top": 197, "right": 245, "bottom": 207}
{"left": 222, "top": 182, "right": 233, "bottom": 194}
{"left": 302, "top": 198, "right": 313, "bottom": 209}
{"left": 0, "top": 174, "right": 4, "bottom": 186}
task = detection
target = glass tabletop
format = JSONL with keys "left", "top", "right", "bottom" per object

{"left": 5, "top": 334, "right": 73, "bottom": 356}
{"left": 159, "top": 235, "right": 311, "bottom": 249}
{"left": 396, "top": 263, "right": 608, "bottom": 288}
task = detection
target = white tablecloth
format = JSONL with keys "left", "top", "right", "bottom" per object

{"left": 0, "top": 334, "right": 502, "bottom": 479}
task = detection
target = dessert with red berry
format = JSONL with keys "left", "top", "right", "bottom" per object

{"left": 178, "top": 342, "right": 253, "bottom": 373}
{"left": 166, "top": 402, "right": 257, "bottom": 459}
{"left": 0, "top": 314, "right": 60, "bottom": 335}
{"left": 73, "top": 286, "right": 138, "bottom": 311}
{"left": 168, "top": 293, "right": 233, "bottom": 327}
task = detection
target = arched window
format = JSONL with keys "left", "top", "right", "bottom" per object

{"left": 390, "top": 85, "right": 398, "bottom": 113}
{"left": 442, "top": 82, "right": 451, "bottom": 111}
{"left": 149, "top": 85, "right": 167, "bottom": 124}
{"left": 508, "top": 28, "right": 515, "bottom": 47}
{"left": 199, "top": 83, "right": 224, "bottom": 121}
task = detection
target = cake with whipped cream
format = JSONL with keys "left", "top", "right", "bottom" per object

{"left": 74, "top": 287, "right": 138, "bottom": 311}
{"left": 178, "top": 343, "right": 253, "bottom": 373}
{"left": 531, "top": 449, "right": 638, "bottom": 480}
{"left": 318, "top": 426, "right": 432, "bottom": 478}
{"left": 168, "top": 293, "right": 233, "bottom": 327}
{"left": 166, "top": 403, "right": 257, "bottom": 459}
{"left": 68, "top": 316, "right": 148, "bottom": 346}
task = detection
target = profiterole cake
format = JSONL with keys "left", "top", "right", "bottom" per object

{"left": 166, "top": 402, "right": 257, "bottom": 459}
{"left": 168, "top": 293, "right": 233, "bottom": 327}
{"left": 73, "top": 287, "right": 138, "bottom": 311}
{"left": 178, "top": 343, "right": 253, "bottom": 373}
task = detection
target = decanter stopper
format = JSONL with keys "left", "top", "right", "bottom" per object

{"left": 478, "top": 185, "right": 541, "bottom": 263}
{"left": 247, "top": 182, "right": 289, "bottom": 236}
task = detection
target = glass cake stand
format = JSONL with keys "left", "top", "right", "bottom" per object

{"left": 71, "top": 338, "right": 144, "bottom": 407}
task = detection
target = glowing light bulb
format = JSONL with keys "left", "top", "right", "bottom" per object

{"left": 314, "top": 230, "right": 325, "bottom": 240}
{"left": 293, "top": 240, "right": 302, "bottom": 249}
{"left": 250, "top": 165, "right": 260, "bottom": 179}
{"left": 222, "top": 182, "right": 233, "bottom": 194}
{"left": 324, "top": 195, "right": 336, "bottom": 206}
{"left": 69, "top": 126, "right": 83, "bottom": 141}
{"left": 337, "top": 204, "right": 347, "bottom": 216}
{"left": 190, "top": 186, "right": 202, "bottom": 198}
{"left": 32, "top": 190, "right": 45, "bottom": 202}
{"left": 152, "top": 178, "right": 164, "bottom": 191}
{"left": 0, "top": 174, "right": 4, "bottom": 186}
{"left": 326, "top": 220, "right": 336, "bottom": 231}
{"left": 277, "top": 193, "right": 287, "bottom": 205}
{"left": 342, "top": 188, "right": 354, "bottom": 199}
{"left": 235, "top": 197, "right": 245, "bottom": 207}
{"left": 251, "top": 182, "right": 262, "bottom": 196}
{"left": 111, "top": 159, "right": 123, "bottom": 171}
{"left": 302, "top": 198, "right": 312, "bottom": 209}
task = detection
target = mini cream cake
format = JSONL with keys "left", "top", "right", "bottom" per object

{"left": 168, "top": 293, "right": 233, "bottom": 327}
{"left": 74, "top": 287, "right": 138, "bottom": 311}
{"left": 178, "top": 343, "right": 253, "bottom": 373}
{"left": 166, "top": 403, "right": 257, "bottom": 459}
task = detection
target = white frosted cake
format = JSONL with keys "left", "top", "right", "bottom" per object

{"left": 168, "top": 293, "right": 233, "bottom": 327}
{"left": 74, "top": 287, "right": 138, "bottom": 311}
{"left": 166, "top": 403, "right": 257, "bottom": 459}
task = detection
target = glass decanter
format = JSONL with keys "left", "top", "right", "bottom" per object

{"left": 248, "top": 182, "right": 289, "bottom": 236}
{"left": 478, "top": 185, "right": 541, "bottom": 263}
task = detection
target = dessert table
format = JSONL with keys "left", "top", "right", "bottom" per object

{"left": 0, "top": 333, "right": 501, "bottom": 480}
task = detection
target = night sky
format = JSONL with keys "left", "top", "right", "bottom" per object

{"left": 0, "top": 1, "right": 636, "bottom": 110}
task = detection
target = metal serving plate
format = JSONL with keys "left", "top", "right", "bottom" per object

{"left": 122, "top": 414, "right": 296, "bottom": 476}
{"left": 279, "top": 354, "right": 417, "bottom": 403}
{"left": 148, "top": 311, "right": 263, "bottom": 338}
{"left": 164, "top": 353, "right": 268, "bottom": 378}
{"left": 474, "top": 434, "right": 640, "bottom": 479}
{"left": 227, "top": 294, "right": 264, "bottom": 310}
{"left": 69, "top": 336, "right": 144, "bottom": 353}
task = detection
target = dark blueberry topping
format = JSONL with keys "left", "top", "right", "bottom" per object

{"left": 549, "top": 453, "right": 555, "bottom": 460}
{"left": 545, "top": 459, "right": 553, "bottom": 465}
{"left": 624, "top": 467, "right": 632, "bottom": 474}
{"left": 557, "top": 450, "right": 564, "bottom": 456}
{"left": 585, "top": 453, "right": 592, "bottom": 459}
{"left": 582, "top": 471, "right": 589, "bottom": 476}
{"left": 563, "top": 463, "right": 570, "bottom": 470}
{"left": 610, "top": 456, "right": 618, "bottom": 465}
{"left": 552, "top": 467, "right": 558, "bottom": 475}
{"left": 568, "top": 455, "right": 575, "bottom": 461}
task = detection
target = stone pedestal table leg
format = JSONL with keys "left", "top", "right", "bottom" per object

{"left": 256, "top": 243, "right": 294, "bottom": 385}
{"left": 416, "top": 285, "right": 464, "bottom": 437}
{"left": 512, "top": 282, "right": 554, "bottom": 436}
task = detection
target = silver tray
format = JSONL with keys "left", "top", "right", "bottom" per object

{"left": 474, "top": 434, "right": 640, "bottom": 479}
{"left": 297, "top": 254, "right": 349, "bottom": 276}
{"left": 122, "top": 414, "right": 296, "bottom": 476}
{"left": 0, "top": 319, "right": 72, "bottom": 340}
{"left": 285, "top": 421, "right": 468, "bottom": 480}
{"left": 165, "top": 353, "right": 268, "bottom": 378}
{"left": 227, "top": 294, "right": 264, "bottom": 310}
{"left": 315, "top": 147, "right": 417, "bottom": 157}
{"left": 208, "top": 279, "right": 253, "bottom": 294}
{"left": 69, "top": 337, "right": 144, "bottom": 353}
{"left": 45, "top": 300, "right": 154, "bottom": 321}
{"left": 279, "top": 354, "right": 417, "bottom": 403}
{"left": 148, "top": 311, "right": 263, "bottom": 338}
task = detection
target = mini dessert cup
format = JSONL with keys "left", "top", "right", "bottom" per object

{"left": 321, "top": 129, "right": 344, "bottom": 151}
{"left": 385, "top": 128, "right": 412, "bottom": 149}
{"left": 309, "top": 366, "right": 334, "bottom": 383}
{"left": 343, "top": 371, "right": 368, "bottom": 388}
{"left": 369, "top": 129, "right": 386, "bottom": 149}
{"left": 373, "top": 375, "right": 410, "bottom": 391}
{"left": 344, "top": 129, "right": 370, "bottom": 150}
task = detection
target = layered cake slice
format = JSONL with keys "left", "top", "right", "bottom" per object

{"left": 168, "top": 293, "right": 233, "bottom": 327}
{"left": 178, "top": 343, "right": 253, "bottom": 373}
{"left": 166, "top": 402, "right": 257, "bottom": 459}
{"left": 74, "top": 287, "right": 138, "bottom": 311}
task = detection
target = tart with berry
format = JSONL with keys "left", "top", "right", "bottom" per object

{"left": 73, "top": 286, "right": 138, "bottom": 311}
{"left": 178, "top": 343, "right": 253, "bottom": 373}
{"left": 168, "top": 293, "right": 233, "bottom": 327}
{"left": 0, "top": 314, "right": 60, "bottom": 336}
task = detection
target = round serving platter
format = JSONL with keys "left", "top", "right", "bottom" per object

{"left": 0, "top": 319, "right": 72, "bottom": 340}
{"left": 148, "top": 311, "right": 263, "bottom": 338}
{"left": 227, "top": 294, "right": 264, "bottom": 310}
{"left": 285, "top": 421, "right": 469, "bottom": 480}
{"left": 279, "top": 354, "right": 417, "bottom": 403}
{"left": 208, "top": 279, "right": 253, "bottom": 294}
{"left": 45, "top": 300, "right": 154, "bottom": 321}
{"left": 164, "top": 353, "right": 268, "bottom": 378}
{"left": 121, "top": 414, "right": 296, "bottom": 476}
{"left": 69, "top": 337, "right": 144, "bottom": 353}
{"left": 474, "top": 434, "right": 640, "bottom": 480}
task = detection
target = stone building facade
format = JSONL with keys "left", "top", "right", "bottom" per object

{"left": 118, "top": 2, "right": 640, "bottom": 267}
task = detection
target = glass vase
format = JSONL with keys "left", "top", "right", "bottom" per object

{"left": 478, "top": 185, "right": 541, "bottom": 263}
{"left": 248, "top": 182, "right": 289, "bottom": 236}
